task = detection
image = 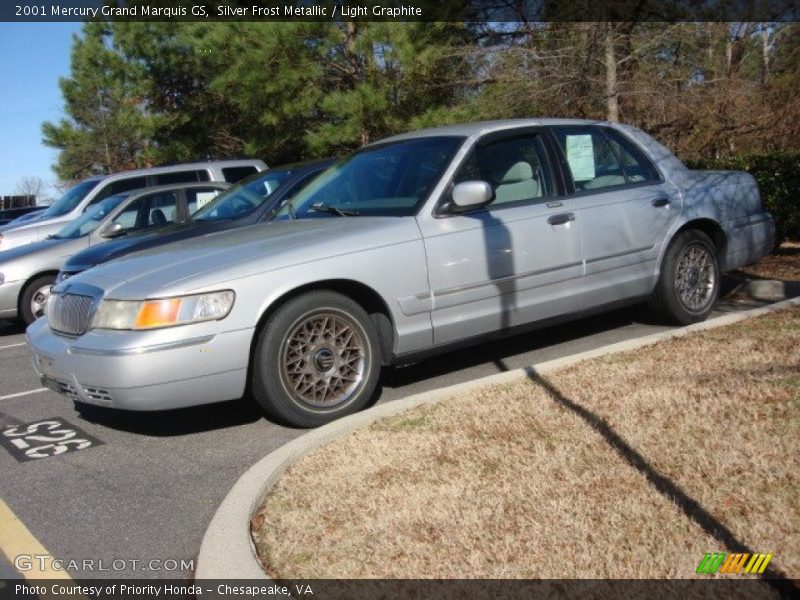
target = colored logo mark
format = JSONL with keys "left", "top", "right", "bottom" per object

{"left": 696, "top": 552, "right": 773, "bottom": 575}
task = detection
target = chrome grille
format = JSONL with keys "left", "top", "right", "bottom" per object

{"left": 47, "top": 293, "right": 95, "bottom": 336}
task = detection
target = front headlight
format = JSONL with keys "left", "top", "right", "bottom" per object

{"left": 54, "top": 271, "right": 71, "bottom": 285}
{"left": 92, "top": 290, "right": 235, "bottom": 330}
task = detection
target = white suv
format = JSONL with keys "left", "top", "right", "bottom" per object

{"left": 0, "top": 159, "right": 266, "bottom": 251}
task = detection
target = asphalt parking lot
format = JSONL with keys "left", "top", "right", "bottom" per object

{"left": 0, "top": 282, "right": 782, "bottom": 580}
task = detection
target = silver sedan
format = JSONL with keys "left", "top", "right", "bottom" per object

{"left": 27, "top": 119, "right": 774, "bottom": 427}
{"left": 1, "top": 182, "right": 227, "bottom": 324}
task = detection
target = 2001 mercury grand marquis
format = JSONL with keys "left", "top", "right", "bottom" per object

{"left": 26, "top": 119, "right": 774, "bottom": 427}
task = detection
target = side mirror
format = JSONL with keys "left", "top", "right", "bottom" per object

{"left": 451, "top": 181, "right": 493, "bottom": 211}
{"left": 100, "top": 222, "right": 125, "bottom": 238}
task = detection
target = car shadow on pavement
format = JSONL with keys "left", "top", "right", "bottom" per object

{"left": 383, "top": 301, "right": 657, "bottom": 390}
{"left": 382, "top": 273, "right": 762, "bottom": 392}
{"left": 0, "top": 320, "right": 26, "bottom": 337}
{"left": 73, "top": 397, "right": 263, "bottom": 436}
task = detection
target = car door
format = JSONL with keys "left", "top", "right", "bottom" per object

{"left": 418, "top": 129, "right": 585, "bottom": 346}
{"left": 550, "top": 126, "right": 681, "bottom": 305}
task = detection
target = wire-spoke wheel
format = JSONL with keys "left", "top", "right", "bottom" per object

{"left": 675, "top": 243, "right": 716, "bottom": 312}
{"left": 649, "top": 229, "right": 720, "bottom": 325}
{"left": 252, "top": 291, "right": 381, "bottom": 428}
{"left": 280, "top": 312, "right": 367, "bottom": 408}
{"left": 20, "top": 274, "right": 56, "bottom": 326}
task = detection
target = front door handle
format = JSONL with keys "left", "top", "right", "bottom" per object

{"left": 651, "top": 197, "right": 671, "bottom": 207}
{"left": 548, "top": 212, "right": 576, "bottom": 226}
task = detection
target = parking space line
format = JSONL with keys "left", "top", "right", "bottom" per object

{"left": 0, "top": 343, "right": 26, "bottom": 350}
{"left": 0, "top": 499, "right": 73, "bottom": 580}
{"left": 0, "top": 389, "right": 48, "bottom": 402}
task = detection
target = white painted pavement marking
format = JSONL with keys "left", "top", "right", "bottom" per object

{"left": 0, "top": 389, "right": 48, "bottom": 402}
{"left": 0, "top": 343, "right": 26, "bottom": 350}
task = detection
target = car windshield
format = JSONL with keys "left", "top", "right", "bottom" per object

{"left": 40, "top": 179, "right": 102, "bottom": 218}
{"left": 52, "top": 195, "right": 128, "bottom": 239}
{"left": 274, "top": 137, "right": 463, "bottom": 219}
{"left": 191, "top": 168, "right": 295, "bottom": 221}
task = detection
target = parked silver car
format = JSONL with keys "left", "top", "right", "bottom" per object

{"left": 1, "top": 182, "right": 228, "bottom": 324}
{"left": 0, "top": 159, "right": 265, "bottom": 251}
{"left": 27, "top": 119, "right": 774, "bottom": 427}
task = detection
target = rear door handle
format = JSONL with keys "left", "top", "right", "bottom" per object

{"left": 651, "top": 197, "right": 671, "bottom": 207}
{"left": 547, "top": 212, "right": 576, "bottom": 226}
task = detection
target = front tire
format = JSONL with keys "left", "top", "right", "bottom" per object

{"left": 252, "top": 291, "right": 381, "bottom": 428}
{"left": 649, "top": 229, "right": 720, "bottom": 325}
{"left": 20, "top": 275, "right": 55, "bottom": 326}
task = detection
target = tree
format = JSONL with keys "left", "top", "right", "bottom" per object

{"left": 42, "top": 22, "right": 156, "bottom": 180}
{"left": 14, "top": 176, "right": 48, "bottom": 204}
{"left": 44, "top": 19, "right": 800, "bottom": 173}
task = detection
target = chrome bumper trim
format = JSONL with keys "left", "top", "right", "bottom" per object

{"left": 68, "top": 334, "right": 216, "bottom": 356}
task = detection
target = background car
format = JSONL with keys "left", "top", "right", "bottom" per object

{"left": 0, "top": 206, "right": 44, "bottom": 226}
{"left": 0, "top": 159, "right": 266, "bottom": 251}
{"left": 28, "top": 119, "right": 774, "bottom": 429}
{"left": 56, "top": 159, "right": 334, "bottom": 282}
{"left": 0, "top": 181, "right": 228, "bottom": 324}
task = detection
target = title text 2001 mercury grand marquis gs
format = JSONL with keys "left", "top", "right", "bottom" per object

{"left": 27, "top": 119, "right": 774, "bottom": 428}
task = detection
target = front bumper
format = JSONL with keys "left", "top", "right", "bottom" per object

{"left": 0, "top": 279, "right": 24, "bottom": 319}
{"left": 26, "top": 318, "right": 253, "bottom": 410}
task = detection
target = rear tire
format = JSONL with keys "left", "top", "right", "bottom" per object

{"left": 251, "top": 291, "right": 381, "bottom": 428}
{"left": 649, "top": 229, "right": 719, "bottom": 325}
{"left": 20, "top": 275, "right": 55, "bottom": 326}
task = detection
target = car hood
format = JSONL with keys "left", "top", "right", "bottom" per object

{"left": 0, "top": 215, "right": 61, "bottom": 235}
{"left": 0, "top": 237, "right": 76, "bottom": 264}
{"left": 61, "top": 217, "right": 421, "bottom": 299}
{"left": 63, "top": 220, "right": 240, "bottom": 271}
{"left": 0, "top": 237, "right": 85, "bottom": 280}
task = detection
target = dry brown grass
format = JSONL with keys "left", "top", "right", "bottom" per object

{"left": 252, "top": 307, "right": 800, "bottom": 581}
{"left": 739, "top": 243, "right": 800, "bottom": 281}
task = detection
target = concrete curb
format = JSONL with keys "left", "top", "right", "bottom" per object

{"left": 195, "top": 293, "right": 800, "bottom": 580}
{"left": 730, "top": 278, "right": 800, "bottom": 302}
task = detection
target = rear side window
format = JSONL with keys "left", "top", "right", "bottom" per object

{"left": 553, "top": 128, "right": 660, "bottom": 192}
{"left": 186, "top": 187, "right": 224, "bottom": 215}
{"left": 92, "top": 176, "right": 148, "bottom": 205}
{"left": 156, "top": 170, "right": 210, "bottom": 185}
{"left": 222, "top": 166, "right": 258, "bottom": 183}
{"left": 603, "top": 130, "right": 661, "bottom": 183}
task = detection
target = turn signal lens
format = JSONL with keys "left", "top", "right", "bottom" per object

{"left": 134, "top": 299, "right": 182, "bottom": 329}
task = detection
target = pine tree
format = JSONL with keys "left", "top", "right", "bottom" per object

{"left": 42, "top": 22, "right": 155, "bottom": 180}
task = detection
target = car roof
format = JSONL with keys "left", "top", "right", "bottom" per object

{"left": 113, "top": 181, "right": 230, "bottom": 201}
{"left": 372, "top": 118, "right": 605, "bottom": 145}
{"left": 75, "top": 159, "right": 265, "bottom": 186}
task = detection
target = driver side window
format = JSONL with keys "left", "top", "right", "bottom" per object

{"left": 454, "top": 135, "right": 555, "bottom": 206}
{"left": 111, "top": 192, "right": 178, "bottom": 232}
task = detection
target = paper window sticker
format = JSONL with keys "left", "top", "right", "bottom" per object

{"left": 195, "top": 191, "right": 219, "bottom": 208}
{"left": 565, "top": 135, "right": 596, "bottom": 181}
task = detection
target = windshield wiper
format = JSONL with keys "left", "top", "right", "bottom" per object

{"left": 308, "top": 202, "right": 359, "bottom": 217}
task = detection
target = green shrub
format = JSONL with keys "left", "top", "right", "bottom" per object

{"left": 686, "top": 153, "right": 800, "bottom": 247}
